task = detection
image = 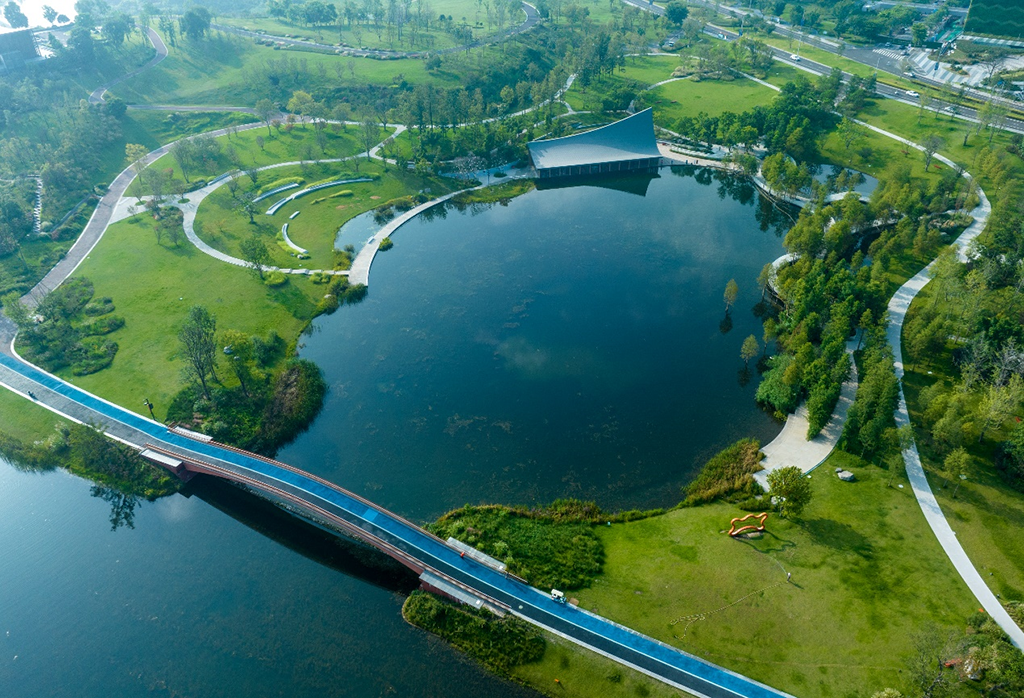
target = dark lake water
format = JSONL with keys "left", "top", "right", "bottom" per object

{"left": 2, "top": 167, "right": 790, "bottom": 698}
{"left": 283, "top": 168, "right": 788, "bottom": 520}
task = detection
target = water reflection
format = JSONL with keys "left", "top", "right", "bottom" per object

{"left": 90, "top": 485, "right": 138, "bottom": 530}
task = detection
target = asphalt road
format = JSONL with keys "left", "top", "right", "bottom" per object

{"left": 626, "top": 0, "right": 1024, "bottom": 133}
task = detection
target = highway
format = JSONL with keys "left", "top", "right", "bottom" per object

{"left": 624, "top": 0, "right": 1024, "bottom": 134}
{"left": 0, "top": 338, "right": 794, "bottom": 698}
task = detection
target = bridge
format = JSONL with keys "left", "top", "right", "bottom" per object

{"left": 0, "top": 339, "right": 792, "bottom": 698}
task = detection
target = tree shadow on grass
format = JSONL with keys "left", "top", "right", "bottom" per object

{"left": 802, "top": 517, "right": 874, "bottom": 557}
{"left": 267, "top": 280, "right": 317, "bottom": 321}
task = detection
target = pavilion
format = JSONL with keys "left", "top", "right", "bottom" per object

{"left": 527, "top": 109, "right": 664, "bottom": 179}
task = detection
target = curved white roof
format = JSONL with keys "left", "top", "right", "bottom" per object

{"left": 528, "top": 109, "right": 662, "bottom": 170}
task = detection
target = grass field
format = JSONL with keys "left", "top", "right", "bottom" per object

{"left": 55, "top": 214, "right": 322, "bottom": 421}
{"left": 194, "top": 160, "right": 455, "bottom": 269}
{"left": 511, "top": 632, "right": 683, "bottom": 698}
{"left": 0, "top": 389, "right": 64, "bottom": 443}
{"left": 573, "top": 452, "right": 978, "bottom": 698}
{"left": 648, "top": 77, "right": 778, "bottom": 124}
{"left": 145, "top": 123, "right": 374, "bottom": 183}
{"left": 218, "top": 0, "right": 524, "bottom": 52}
{"left": 110, "top": 30, "right": 462, "bottom": 106}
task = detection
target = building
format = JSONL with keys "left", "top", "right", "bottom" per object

{"left": 0, "top": 27, "right": 38, "bottom": 74}
{"left": 527, "top": 109, "right": 664, "bottom": 179}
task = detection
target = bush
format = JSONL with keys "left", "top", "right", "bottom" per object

{"left": 263, "top": 271, "right": 288, "bottom": 287}
{"left": 378, "top": 236, "right": 394, "bottom": 251}
{"left": 428, "top": 503, "right": 605, "bottom": 590}
{"left": 83, "top": 297, "right": 115, "bottom": 316}
{"left": 257, "top": 176, "right": 305, "bottom": 196}
{"left": 755, "top": 354, "right": 802, "bottom": 416}
{"left": 309, "top": 272, "right": 331, "bottom": 284}
{"left": 683, "top": 438, "right": 763, "bottom": 506}
{"left": 81, "top": 314, "right": 125, "bottom": 336}
{"left": 402, "top": 591, "right": 544, "bottom": 674}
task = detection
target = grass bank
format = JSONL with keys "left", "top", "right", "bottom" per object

{"left": 572, "top": 452, "right": 977, "bottom": 698}
{"left": 59, "top": 213, "right": 322, "bottom": 421}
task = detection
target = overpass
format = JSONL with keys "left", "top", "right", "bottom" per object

{"left": 0, "top": 336, "right": 793, "bottom": 698}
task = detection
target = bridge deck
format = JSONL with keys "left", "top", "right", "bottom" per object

{"left": 0, "top": 348, "right": 793, "bottom": 698}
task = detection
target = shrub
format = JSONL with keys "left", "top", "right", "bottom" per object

{"left": 683, "top": 438, "right": 763, "bottom": 506}
{"left": 755, "top": 354, "right": 802, "bottom": 415}
{"left": 402, "top": 591, "right": 544, "bottom": 675}
{"left": 81, "top": 314, "right": 125, "bottom": 336}
{"left": 257, "top": 176, "right": 304, "bottom": 196}
{"left": 309, "top": 272, "right": 331, "bottom": 284}
{"left": 379, "top": 236, "right": 394, "bottom": 251}
{"left": 263, "top": 271, "right": 288, "bottom": 287}
{"left": 428, "top": 503, "right": 605, "bottom": 590}
{"left": 83, "top": 297, "right": 115, "bottom": 316}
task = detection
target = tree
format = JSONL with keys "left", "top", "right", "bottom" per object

{"left": 3, "top": 2, "right": 28, "bottom": 28}
{"left": 170, "top": 137, "right": 197, "bottom": 183}
{"left": 287, "top": 90, "right": 315, "bottom": 127}
{"left": 232, "top": 187, "right": 260, "bottom": 224}
{"left": 180, "top": 7, "right": 212, "bottom": 40}
{"left": 359, "top": 117, "right": 381, "bottom": 161}
{"left": 255, "top": 99, "right": 276, "bottom": 136}
{"left": 766, "top": 466, "right": 812, "bottom": 517}
{"left": 665, "top": 0, "right": 688, "bottom": 26}
{"left": 42, "top": 5, "right": 57, "bottom": 24}
{"left": 1, "top": 291, "right": 29, "bottom": 328}
{"left": 240, "top": 234, "right": 271, "bottom": 280}
{"left": 222, "top": 329, "right": 257, "bottom": 397}
{"left": 944, "top": 447, "right": 972, "bottom": 497}
{"left": 723, "top": 278, "right": 739, "bottom": 312}
{"left": 836, "top": 118, "right": 864, "bottom": 164}
{"left": 178, "top": 305, "right": 217, "bottom": 399}
{"left": 125, "top": 143, "right": 149, "bottom": 180}
{"left": 103, "top": 12, "right": 134, "bottom": 46}
{"left": 922, "top": 135, "right": 944, "bottom": 170}
{"left": 910, "top": 22, "right": 927, "bottom": 46}
{"left": 741, "top": 335, "right": 759, "bottom": 366}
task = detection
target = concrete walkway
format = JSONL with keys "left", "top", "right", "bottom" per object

{"left": 887, "top": 189, "right": 1024, "bottom": 648}
{"left": 754, "top": 341, "right": 860, "bottom": 489}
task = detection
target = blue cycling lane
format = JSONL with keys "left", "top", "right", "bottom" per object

{"left": 0, "top": 351, "right": 793, "bottom": 698}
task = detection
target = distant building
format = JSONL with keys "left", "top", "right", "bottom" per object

{"left": 527, "top": 109, "right": 664, "bottom": 179}
{"left": 0, "top": 27, "right": 39, "bottom": 75}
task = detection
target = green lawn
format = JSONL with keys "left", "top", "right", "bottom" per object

{"left": 0, "top": 388, "right": 64, "bottom": 443}
{"left": 194, "top": 160, "right": 455, "bottom": 269}
{"left": 110, "top": 30, "right": 461, "bottom": 106}
{"left": 145, "top": 124, "right": 374, "bottom": 183}
{"left": 573, "top": 453, "right": 978, "bottom": 698}
{"left": 617, "top": 54, "right": 682, "bottom": 86}
{"left": 57, "top": 214, "right": 322, "bottom": 421}
{"left": 511, "top": 632, "right": 684, "bottom": 698}
{"left": 217, "top": 0, "right": 523, "bottom": 52}
{"left": 648, "top": 77, "right": 778, "bottom": 125}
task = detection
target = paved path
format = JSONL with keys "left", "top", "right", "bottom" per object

{"left": 754, "top": 341, "right": 860, "bottom": 489}
{"left": 20, "top": 120, "right": 270, "bottom": 310}
{"left": 887, "top": 191, "right": 1024, "bottom": 649}
{"left": 89, "top": 27, "right": 168, "bottom": 105}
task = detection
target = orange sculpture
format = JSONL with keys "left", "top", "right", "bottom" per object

{"left": 727, "top": 512, "right": 768, "bottom": 537}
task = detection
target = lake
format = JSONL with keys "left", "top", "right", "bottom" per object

{"left": 2, "top": 166, "right": 790, "bottom": 697}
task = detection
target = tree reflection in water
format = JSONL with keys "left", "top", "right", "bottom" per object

{"left": 90, "top": 485, "right": 139, "bottom": 531}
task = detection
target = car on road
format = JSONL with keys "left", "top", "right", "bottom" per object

{"left": 906, "top": 90, "right": 920, "bottom": 98}
{"left": 790, "top": 54, "right": 801, "bottom": 61}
